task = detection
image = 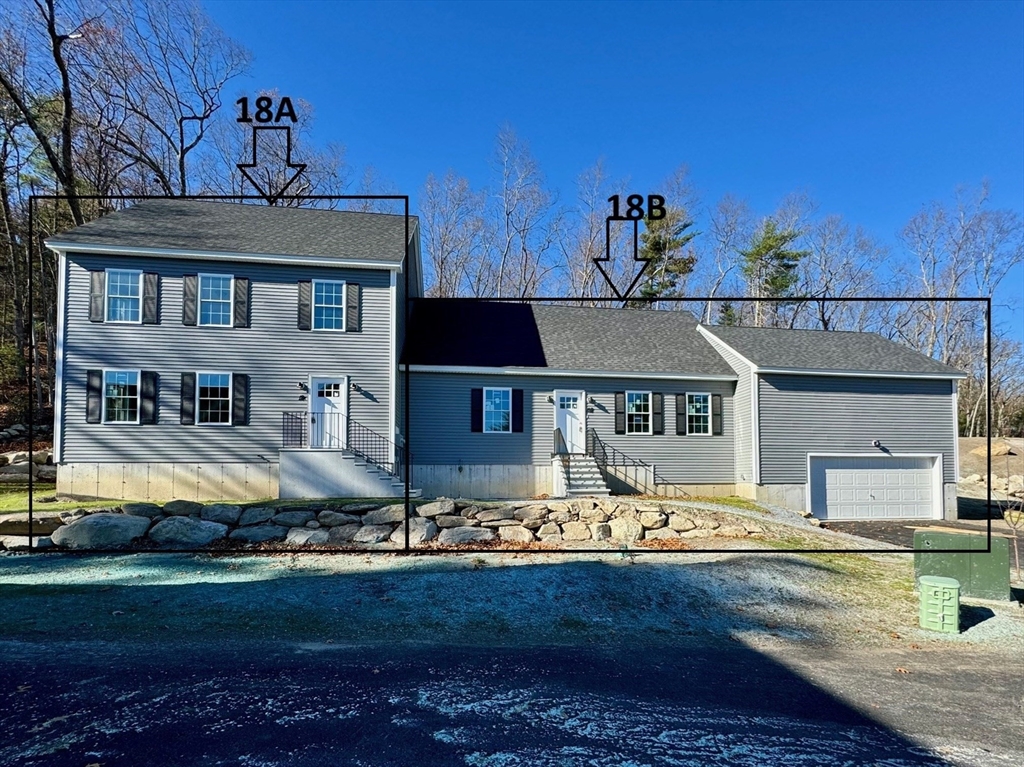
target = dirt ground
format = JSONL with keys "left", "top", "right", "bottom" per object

{"left": 1, "top": 547, "right": 1022, "bottom": 765}
{"left": 959, "top": 437, "right": 1024, "bottom": 480}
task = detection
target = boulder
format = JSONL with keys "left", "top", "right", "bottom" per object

{"left": 0, "top": 510, "right": 64, "bottom": 536}
{"left": 327, "top": 524, "right": 362, "bottom": 543}
{"left": 36, "top": 465, "right": 57, "bottom": 481}
{"left": 514, "top": 505, "right": 548, "bottom": 522}
{"left": 286, "top": 527, "right": 329, "bottom": 545}
{"left": 438, "top": 526, "right": 495, "bottom": 545}
{"left": 638, "top": 511, "right": 667, "bottom": 530}
{"left": 339, "top": 502, "right": 382, "bottom": 513}
{"left": 668, "top": 514, "right": 696, "bottom": 532}
{"left": 272, "top": 510, "right": 317, "bottom": 527}
{"left": 680, "top": 528, "right": 712, "bottom": 539}
{"left": 416, "top": 499, "right": 456, "bottom": 518}
{"left": 3, "top": 451, "right": 28, "bottom": 465}
{"left": 537, "top": 522, "right": 561, "bottom": 537}
{"left": 479, "top": 519, "right": 520, "bottom": 528}
{"left": 363, "top": 505, "right": 406, "bottom": 525}
{"left": 436, "top": 515, "right": 476, "bottom": 528}
{"left": 461, "top": 506, "right": 480, "bottom": 518}
{"left": 0, "top": 462, "right": 32, "bottom": 475}
{"left": 579, "top": 508, "right": 609, "bottom": 523}
{"left": 561, "top": 521, "right": 592, "bottom": 541}
{"left": 719, "top": 525, "right": 748, "bottom": 537}
{"left": 476, "top": 506, "right": 515, "bottom": 523}
{"left": 571, "top": 499, "right": 597, "bottom": 513}
{"left": 51, "top": 513, "right": 151, "bottom": 550}
{"left": 59, "top": 509, "right": 89, "bottom": 525}
{"left": 353, "top": 524, "right": 394, "bottom": 543}
{"left": 31, "top": 450, "right": 51, "bottom": 465}
{"left": 1, "top": 535, "right": 52, "bottom": 551}
{"left": 305, "top": 520, "right": 321, "bottom": 529}
{"left": 540, "top": 533, "right": 562, "bottom": 543}
{"left": 229, "top": 524, "right": 289, "bottom": 543}
{"left": 971, "top": 442, "right": 1016, "bottom": 457}
{"left": 238, "top": 507, "right": 275, "bottom": 526}
{"left": 608, "top": 517, "right": 643, "bottom": 542}
{"left": 742, "top": 521, "right": 765, "bottom": 535}
{"left": 546, "top": 501, "right": 570, "bottom": 514}
{"left": 121, "top": 502, "right": 163, "bottom": 519}
{"left": 590, "top": 523, "right": 612, "bottom": 541}
{"left": 163, "top": 499, "right": 203, "bottom": 517}
{"left": 548, "top": 511, "right": 572, "bottom": 524}
{"left": 645, "top": 528, "right": 678, "bottom": 540}
{"left": 962, "top": 473, "right": 983, "bottom": 484}
{"left": 317, "top": 510, "right": 361, "bottom": 527}
{"left": 149, "top": 517, "right": 227, "bottom": 548}
{"left": 201, "top": 504, "right": 243, "bottom": 526}
{"left": 499, "top": 525, "right": 535, "bottom": 543}
{"left": 697, "top": 517, "right": 721, "bottom": 530}
{"left": 521, "top": 518, "right": 545, "bottom": 530}
{"left": 389, "top": 517, "right": 439, "bottom": 545}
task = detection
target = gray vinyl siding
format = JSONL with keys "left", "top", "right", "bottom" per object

{"left": 60, "top": 253, "right": 394, "bottom": 463}
{"left": 408, "top": 372, "right": 735, "bottom": 483}
{"left": 757, "top": 374, "right": 956, "bottom": 484}
{"left": 704, "top": 338, "right": 755, "bottom": 483}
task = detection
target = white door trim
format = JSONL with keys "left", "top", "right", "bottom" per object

{"left": 805, "top": 452, "right": 943, "bottom": 520}
{"left": 308, "top": 374, "right": 349, "bottom": 449}
{"left": 553, "top": 389, "right": 586, "bottom": 454}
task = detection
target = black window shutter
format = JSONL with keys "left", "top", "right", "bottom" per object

{"left": 86, "top": 369, "right": 103, "bottom": 423}
{"left": 470, "top": 388, "right": 483, "bottom": 432}
{"left": 142, "top": 273, "right": 159, "bottom": 324}
{"left": 676, "top": 394, "right": 687, "bottom": 435}
{"left": 345, "top": 283, "right": 360, "bottom": 332}
{"left": 232, "top": 374, "right": 249, "bottom": 425}
{"left": 140, "top": 371, "right": 158, "bottom": 424}
{"left": 182, "top": 275, "right": 197, "bottom": 326}
{"left": 511, "top": 389, "right": 524, "bottom": 432}
{"left": 180, "top": 372, "right": 196, "bottom": 425}
{"left": 652, "top": 393, "right": 664, "bottom": 435}
{"left": 614, "top": 392, "right": 625, "bottom": 434}
{"left": 712, "top": 393, "right": 723, "bottom": 436}
{"left": 89, "top": 271, "right": 105, "bottom": 322}
{"left": 233, "top": 277, "right": 249, "bottom": 328}
{"left": 297, "top": 280, "right": 312, "bottom": 330}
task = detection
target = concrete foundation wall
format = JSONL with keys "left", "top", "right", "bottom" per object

{"left": 56, "top": 462, "right": 278, "bottom": 501}
{"left": 943, "top": 483, "right": 959, "bottom": 521}
{"left": 654, "top": 483, "right": 738, "bottom": 498}
{"left": 755, "top": 483, "right": 808, "bottom": 512}
{"left": 412, "top": 464, "right": 552, "bottom": 500}
{"left": 278, "top": 449, "right": 405, "bottom": 499}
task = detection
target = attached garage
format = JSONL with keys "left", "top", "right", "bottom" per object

{"left": 807, "top": 454, "right": 941, "bottom": 521}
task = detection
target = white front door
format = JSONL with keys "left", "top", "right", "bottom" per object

{"left": 309, "top": 376, "right": 347, "bottom": 448}
{"left": 554, "top": 390, "right": 585, "bottom": 454}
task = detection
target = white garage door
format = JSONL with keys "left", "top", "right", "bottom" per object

{"left": 808, "top": 456, "right": 938, "bottom": 520}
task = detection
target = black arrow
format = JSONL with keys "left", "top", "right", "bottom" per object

{"left": 237, "top": 125, "right": 307, "bottom": 205}
{"left": 593, "top": 217, "right": 652, "bottom": 301}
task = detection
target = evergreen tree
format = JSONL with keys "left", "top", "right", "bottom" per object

{"left": 632, "top": 207, "right": 698, "bottom": 307}
{"left": 739, "top": 217, "right": 809, "bottom": 326}
{"left": 717, "top": 302, "right": 739, "bottom": 326}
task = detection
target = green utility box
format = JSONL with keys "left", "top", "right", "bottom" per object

{"left": 918, "top": 575, "right": 961, "bottom": 633}
{"left": 913, "top": 530, "right": 1012, "bottom": 602}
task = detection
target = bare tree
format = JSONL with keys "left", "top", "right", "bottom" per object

{"left": 420, "top": 170, "right": 486, "bottom": 297}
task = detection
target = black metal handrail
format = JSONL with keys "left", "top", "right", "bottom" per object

{"left": 585, "top": 427, "right": 675, "bottom": 496}
{"left": 553, "top": 428, "right": 572, "bottom": 489}
{"left": 282, "top": 411, "right": 406, "bottom": 479}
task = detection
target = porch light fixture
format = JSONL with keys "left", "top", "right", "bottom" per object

{"left": 546, "top": 394, "right": 554, "bottom": 403}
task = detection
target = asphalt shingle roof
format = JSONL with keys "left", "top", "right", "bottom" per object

{"left": 402, "top": 301, "right": 737, "bottom": 377}
{"left": 45, "top": 199, "right": 413, "bottom": 262}
{"left": 701, "top": 324, "right": 964, "bottom": 377}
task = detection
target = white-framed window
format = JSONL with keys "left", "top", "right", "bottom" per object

{"left": 686, "top": 393, "right": 711, "bottom": 435}
{"left": 105, "top": 269, "right": 141, "bottom": 323}
{"left": 198, "top": 274, "right": 233, "bottom": 326}
{"left": 626, "top": 391, "right": 651, "bottom": 435}
{"left": 483, "top": 387, "right": 511, "bottom": 433}
{"left": 197, "top": 372, "right": 232, "bottom": 425}
{"left": 103, "top": 370, "right": 140, "bottom": 423}
{"left": 313, "top": 280, "right": 346, "bottom": 330}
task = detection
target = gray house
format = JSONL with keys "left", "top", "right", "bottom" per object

{"left": 47, "top": 199, "right": 965, "bottom": 521}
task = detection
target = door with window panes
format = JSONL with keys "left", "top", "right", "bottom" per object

{"left": 309, "top": 377, "right": 347, "bottom": 448}
{"left": 554, "top": 390, "right": 585, "bottom": 453}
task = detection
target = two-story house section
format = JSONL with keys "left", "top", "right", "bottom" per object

{"left": 45, "top": 199, "right": 423, "bottom": 502}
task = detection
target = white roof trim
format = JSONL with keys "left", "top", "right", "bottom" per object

{"left": 697, "top": 324, "right": 966, "bottom": 380}
{"left": 44, "top": 241, "right": 404, "bottom": 271}
{"left": 406, "top": 365, "right": 737, "bottom": 381}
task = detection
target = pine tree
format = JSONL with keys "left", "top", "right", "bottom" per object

{"left": 633, "top": 207, "right": 698, "bottom": 307}
{"left": 739, "top": 217, "right": 809, "bottom": 326}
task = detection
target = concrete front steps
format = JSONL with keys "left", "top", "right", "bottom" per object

{"left": 345, "top": 452, "right": 423, "bottom": 498}
{"left": 563, "top": 454, "right": 611, "bottom": 497}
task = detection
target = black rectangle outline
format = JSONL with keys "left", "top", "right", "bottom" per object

{"left": 23, "top": 194, "right": 993, "bottom": 556}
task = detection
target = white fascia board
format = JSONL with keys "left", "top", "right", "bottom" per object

{"left": 696, "top": 325, "right": 966, "bottom": 380}
{"left": 53, "top": 251, "right": 68, "bottom": 463}
{"left": 406, "top": 365, "right": 738, "bottom": 381}
{"left": 45, "top": 241, "right": 403, "bottom": 272}
{"left": 388, "top": 270, "right": 397, "bottom": 462}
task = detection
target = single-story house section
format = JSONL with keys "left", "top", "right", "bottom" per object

{"left": 403, "top": 300, "right": 966, "bottom": 521}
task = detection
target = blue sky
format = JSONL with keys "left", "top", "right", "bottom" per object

{"left": 204, "top": 0, "right": 1023, "bottom": 322}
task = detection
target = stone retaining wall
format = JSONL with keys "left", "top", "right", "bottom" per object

{"left": 5, "top": 497, "right": 768, "bottom": 551}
